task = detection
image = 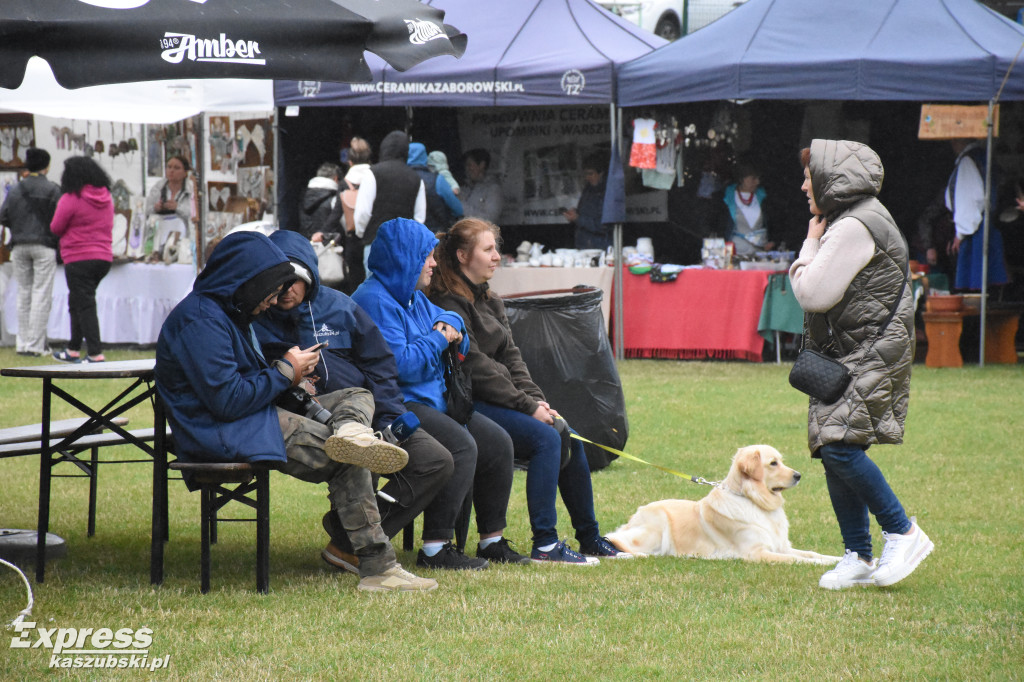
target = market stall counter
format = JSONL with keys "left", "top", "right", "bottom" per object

{"left": 2, "top": 262, "right": 195, "bottom": 346}
{"left": 617, "top": 268, "right": 777, "bottom": 362}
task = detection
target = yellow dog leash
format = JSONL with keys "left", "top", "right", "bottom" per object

{"left": 568, "top": 431, "right": 719, "bottom": 487}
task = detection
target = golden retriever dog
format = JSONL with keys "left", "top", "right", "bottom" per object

{"left": 606, "top": 445, "right": 840, "bottom": 564}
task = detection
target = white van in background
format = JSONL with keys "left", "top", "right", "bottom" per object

{"left": 597, "top": 0, "right": 746, "bottom": 41}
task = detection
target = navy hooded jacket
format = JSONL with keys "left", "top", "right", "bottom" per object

{"left": 352, "top": 218, "right": 467, "bottom": 413}
{"left": 155, "top": 231, "right": 294, "bottom": 464}
{"left": 253, "top": 229, "right": 406, "bottom": 429}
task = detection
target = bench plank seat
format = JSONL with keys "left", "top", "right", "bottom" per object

{"left": 0, "top": 427, "right": 157, "bottom": 459}
{"left": 0, "top": 417, "right": 130, "bottom": 445}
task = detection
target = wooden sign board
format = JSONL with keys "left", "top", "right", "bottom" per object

{"left": 919, "top": 104, "right": 999, "bottom": 139}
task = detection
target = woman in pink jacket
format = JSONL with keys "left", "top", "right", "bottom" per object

{"left": 50, "top": 157, "right": 114, "bottom": 363}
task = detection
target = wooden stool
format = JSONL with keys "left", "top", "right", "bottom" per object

{"left": 922, "top": 312, "right": 964, "bottom": 368}
{"left": 923, "top": 309, "right": 1021, "bottom": 367}
{"left": 168, "top": 462, "right": 272, "bottom": 594}
{"left": 982, "top": 310, "right": 1020, "bottom": 364}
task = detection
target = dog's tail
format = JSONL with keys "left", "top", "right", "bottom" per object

{"left": 605, "top": 507, "right": 672, "bottom": 556}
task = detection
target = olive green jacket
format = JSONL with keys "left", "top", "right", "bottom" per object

{"left": 803, "top": 139, "right": 914, "bottom": 454}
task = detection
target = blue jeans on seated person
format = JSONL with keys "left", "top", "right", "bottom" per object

{"left": 472, "top": 401, "right": 600, "bottom": 548}
{"left": 817, "top": 441, "right": 911, "bottom": 560}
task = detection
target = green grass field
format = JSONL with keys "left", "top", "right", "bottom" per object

{"left": 1, "top": 349, "right": 1021, "bottom": 680}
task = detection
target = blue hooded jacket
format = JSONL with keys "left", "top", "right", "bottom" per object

{"left": 352, "top": 218, "right": 467, "bottom": 413}
{"left": 155, "top": 231, "right": 295, "bottom": 463}
{"left": 253, "top": 229, "right": 406, "bottom": 429}
{"left": 407, "top": 142, "right": 462, "bottom": 230}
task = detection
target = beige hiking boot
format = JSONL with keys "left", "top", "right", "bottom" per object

{"left": 357, "top": 565, "right": 438, "bottom": 592}
{"left": 325, "top": 422, "right": 409, "bottom": 474}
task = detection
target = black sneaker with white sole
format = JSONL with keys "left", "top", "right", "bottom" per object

{"left": 417, "top": 542, "right": 489, "bottom": 570}
{"left": 477, "top": 537, "right": 531, "bottom": 564}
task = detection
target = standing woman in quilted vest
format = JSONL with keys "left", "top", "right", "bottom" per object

{"left": 790, "top": 139, "right": 933, "bottom": 590}
{"left": 50, "top": 156, "right": 114, "bottom": 364}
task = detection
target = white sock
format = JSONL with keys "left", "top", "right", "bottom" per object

{"left": 537, "top": 542, "right": 557, "bottom": 552}
{"left": 479, "top": 536, "right": 502, "bottom": 549}
{"left": 421, "top": 541, "right": 445, "bottom": 557}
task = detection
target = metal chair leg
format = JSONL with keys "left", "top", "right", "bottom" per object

{"left": 200, "top": 486, "right": 212, "bottom": 594}
{"left": 255, "top": 469, "right": 270, "bottom": 594}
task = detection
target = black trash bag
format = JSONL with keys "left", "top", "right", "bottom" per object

{"left": 503, "top": 286, "right": 627, "bottom": 470}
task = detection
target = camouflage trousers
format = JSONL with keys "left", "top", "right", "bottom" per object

{"left": 277, "top": 387, "right": 395, "bottom": 577}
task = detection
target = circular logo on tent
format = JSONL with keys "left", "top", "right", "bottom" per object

{"left": 298, "top": 81, "right": 322, "bottom": 98}
{"left": 561, "top": 69, "right": 585, "bottom": 96}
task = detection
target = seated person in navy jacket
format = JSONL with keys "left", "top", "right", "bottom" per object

{"left": 155, "top": 231, "right": 436, "bottom": 593}
{"left": 254, "top": 229, "right": 458, "bottom": 571}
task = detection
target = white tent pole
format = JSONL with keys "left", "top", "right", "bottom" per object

{"left": 196, "top": 114, "right": 207, "bottom": 268}
{"left": 979, "top": 99, "right": 995, "bottom": 367}
{"left": 978, "top": 41, "right": 1023, "bottom": 366}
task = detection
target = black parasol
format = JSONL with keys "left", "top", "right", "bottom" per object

{"left": 0, "top": 0, "right": 466, "bottom": 90}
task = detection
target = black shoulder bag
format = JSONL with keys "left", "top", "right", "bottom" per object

{"left": 789, "top": 269, "right": 908, "bottom": 404}
{"left": 441, "top": 341, "right": 474, "bottom": 425}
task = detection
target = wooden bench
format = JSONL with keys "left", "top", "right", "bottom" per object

{"left": 167, "top": 461, "right": 275, "bottom": 594}
{"left": 0, "top": 419, "right": 147, "bottom": 538}
{"left": 922, "top": 307, "right": 1021, "bottom": 368}
{"left": 0, "top": 416, "right": 129, "bottom": 446}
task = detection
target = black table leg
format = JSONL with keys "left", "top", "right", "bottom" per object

{"left": 36, "top": 379, "right": 52, "bottom": 583}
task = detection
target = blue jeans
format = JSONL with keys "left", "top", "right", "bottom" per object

{"left": 818, "top": 442, "right": 911, "bottom": 560}
{"left": 473, "top": 401, "right": 600, "bottom": 548}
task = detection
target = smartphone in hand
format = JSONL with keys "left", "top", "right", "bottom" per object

{"left": 305, "top": 341, "right": 328, "bottom": 352}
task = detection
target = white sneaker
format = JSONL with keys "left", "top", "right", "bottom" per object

{"left": 325, "top": 422, "right": 409, "bottom": 474}
{"left": 819, "top": 550, "right": 877, "bottom": 590}
{"left": 873, "top": 519, "right": 933, "bottom": 587}
{"left": 357, "top": 565, "right": 438, "bottom": 592}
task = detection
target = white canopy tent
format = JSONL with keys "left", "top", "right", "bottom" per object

{"left": 0, "top": 57, "right": 274, "bottom": 124}
{"left": 0, "top": 57, "right": 277, "bottom": 265}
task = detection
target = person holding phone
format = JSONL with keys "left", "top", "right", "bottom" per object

{"left": 156, "top": 231, "right": 437, "bottom": 592}
{"left": 254, "top": 229, "right": 503, "bottom": 573}
{"left": 790, "top": 139, "right": 932, "bottom": 590}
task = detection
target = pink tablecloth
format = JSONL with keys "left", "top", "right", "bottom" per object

{"left": 618, "top": 268, "right": 771, "bottom": 361}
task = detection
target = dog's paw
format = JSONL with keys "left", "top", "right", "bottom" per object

{"left": 816, "top": 555, "right": 843, "bottom": 565}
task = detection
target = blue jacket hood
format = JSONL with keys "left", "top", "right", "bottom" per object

{"left": 194, "top": 231, "right": 290, "bottom": 309}
{"left": 407, "top": 142, "right": 429, "bottom": 168}
{"left": 367, "top": 218, "right": 437, "bottom": 306}
{"left": 155, "top": 230, "right": 294, "bottom": 465}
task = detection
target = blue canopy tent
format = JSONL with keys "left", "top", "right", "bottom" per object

{"left": 617, "top": 0, "right": 1024, "bottom": 364}
{"left": 617, "top": 0, "right": 1024, "bottom": 104}
{"left": 277, "top": 0, "right": 664, "bottom": 358}
{"left": 275, "top": 0, "right": 663, "bottom": 107}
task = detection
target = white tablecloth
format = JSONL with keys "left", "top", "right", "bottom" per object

{"left": 488, "top": 266, "right": 614, "bottom": 329}
{"left": 2, "top": 262, "right": 195, "bottom": 346}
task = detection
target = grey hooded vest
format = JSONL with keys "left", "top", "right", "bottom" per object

{"left": 804, "top": 140, "right": 915, "bottom": 454}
